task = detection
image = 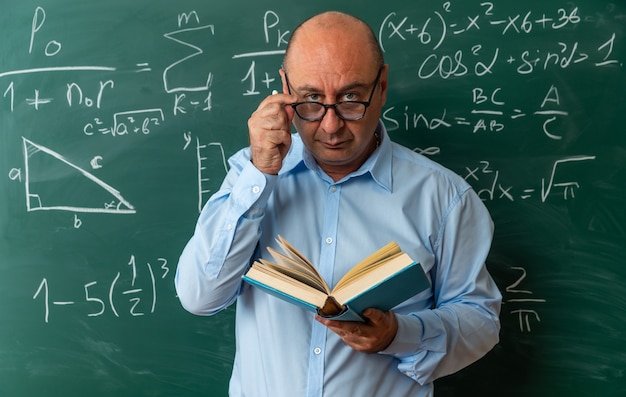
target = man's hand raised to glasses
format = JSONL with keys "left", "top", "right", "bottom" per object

{"left": 248, "top": 90, "right": 297, "bottom": 175}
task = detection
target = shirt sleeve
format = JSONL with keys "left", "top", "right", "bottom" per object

{"left": 174, "top": 150, "right": 277, "bottom": 316}
{"left": 379, "top": 188, "right": 502, "bottom": 385}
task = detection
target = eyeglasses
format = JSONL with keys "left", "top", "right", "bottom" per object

{"left": 284, "top": 67, "right": 383, "bottom": 121}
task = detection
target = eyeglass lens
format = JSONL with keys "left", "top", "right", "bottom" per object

{"left": 293, "top": 102, "right": 366, "bottom": 121}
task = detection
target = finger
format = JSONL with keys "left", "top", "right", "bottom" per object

{"left": 362, "top": 308, "right": 386, "bottom": 325}
{"left": 281, "top": 97, "right": 296, "bottom": 122}
{"left": 252, "top": 95, "right": 296, "bottom": 130}
{"left": 264, "top": 92, "right": 297, "bottom": 121}
{"left": 317, "top": 311, "right": 398, "bottom": 353}
{"left": 262, "top": 91, "right": 298, "bottom": 108}
{"left": 316, "top": 317, "right": 365, "bottom": 343}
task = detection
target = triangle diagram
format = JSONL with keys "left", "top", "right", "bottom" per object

{"left": 22, "top": 137, "right": 135, "bottom": 214}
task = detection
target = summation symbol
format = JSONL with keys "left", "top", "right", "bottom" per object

{"left": 163, "top": 24, "right": 215, "bottom": 94}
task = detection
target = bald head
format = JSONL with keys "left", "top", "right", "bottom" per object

{"left": 283, "top": 11, "right": 384, "bottom": 73}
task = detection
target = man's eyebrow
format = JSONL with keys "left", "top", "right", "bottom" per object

{"left": 296, "top": 81, "right": 370, "bottom": 94}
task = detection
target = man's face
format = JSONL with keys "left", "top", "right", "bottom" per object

{"left": 281, "top": 26, "right": 388, "bottom": 178}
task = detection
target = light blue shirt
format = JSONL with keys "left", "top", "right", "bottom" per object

{"left": 175, "top": 121, "right": 501, "bottom": 397}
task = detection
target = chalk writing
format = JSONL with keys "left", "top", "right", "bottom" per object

{"left": 29, "top": 6, "right": 61, "bottom": 57}
{"left": 160, "top": 12, "right": 216, "bottom": 116}
{"left": 232, "top": 10, "right": 289, "bottom": 96}
{"left": 0, "top": 5, "right": 614, "bottom": 221}
{"left": 18, "top": 138, "right": 135, "bottom": 214}
{"left": 194, "top": 138, "right": 229, "bottom": 213}
{"left": 378, "top": 3, "right": 622, "bottom": 75}
{"left": 33, "top": 255, "right": 170, "bottom": 323}
{"left": 504, "top": 267, "right": 547, "bottom": 332}
{"left": 463, "top": 156, "right": 596, "bottom": 203}
{"left": 162, "top": 25, "right": 215, "bottom": 94}
{"left": 0, "top": 3, "right": 616, "bottom": 219}
{"left": 239, "top": 60, "right": 283, "bottom": 96}
{"left": 83, "top": 108, "right": 165, "bottom": 137}
{"left": 383, "top": 83, "right": 575, "bottom": 140}
{"left": 0, "top": 4, "right": 623, "bottom": 397}
{"left": 0, "top": 4, "right": 621, "bottom": 340}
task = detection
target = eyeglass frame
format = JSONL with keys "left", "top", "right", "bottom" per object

{"left": 283, "top": 67, "right": 383, "bottom": 121}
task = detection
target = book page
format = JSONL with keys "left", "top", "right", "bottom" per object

{"left": 333, "top": 241, "right": 402, "bottom": 291}
{"left": 271, "top": 236, "right": 330, "bottom": 294}
{"left": 256, "top": 258, "right": 328, "bottom": 292}
{"left": 245, "top": 266, "right": 329, "bottom": 308}
{"left": 331, "top": 253, "right": 415, "bottom": 303}
{"left": 276, "top": 235, "right": 316, "bottom": 269}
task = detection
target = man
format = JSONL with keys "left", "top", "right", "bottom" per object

{"left": 175, "top": 11, "right": 501, "bottom": 397}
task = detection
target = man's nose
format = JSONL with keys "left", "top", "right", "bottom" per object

{"left": 320, "top": 106, "right": 344, "bottom": 134}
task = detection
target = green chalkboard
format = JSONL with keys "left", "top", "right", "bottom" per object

{"left": 1, "top": 1, "right": 625, "bottom": 396}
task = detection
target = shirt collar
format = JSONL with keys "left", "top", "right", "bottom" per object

{"left": 367, "top": 121, "right": 393, "bottom": 192}
{"left": 282, "top": 121, "right": 393, "bottom": 192}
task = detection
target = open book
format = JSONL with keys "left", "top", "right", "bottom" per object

{"left": 242, "top": 235, "right": 430, "bottom": 322}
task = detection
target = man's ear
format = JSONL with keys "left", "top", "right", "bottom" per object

{"left": 279, "top": 68, "right": 289, "bottom": 95}
{"left": 379, "top": 64, "right": 389, "bottom": 105}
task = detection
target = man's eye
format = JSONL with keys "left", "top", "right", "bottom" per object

{"left": 306, "top": 94, "right": 321, "bottom": 102}
{"left": 342, "top": 93, "right": 357, "bottom": 101}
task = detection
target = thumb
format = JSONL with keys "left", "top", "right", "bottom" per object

{"left": 362, "top": 308, "right": 386, "bottom": 325}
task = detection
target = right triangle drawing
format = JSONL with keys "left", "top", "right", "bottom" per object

{"left": 22, "top": 137, "right": 135, "bottom": 214}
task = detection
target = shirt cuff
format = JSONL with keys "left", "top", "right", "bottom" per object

{"left": 231, "top": 161, "right": 278, "bottom": 218}
{"left": 379, "top": 313, "right": 424, "bottom": 356}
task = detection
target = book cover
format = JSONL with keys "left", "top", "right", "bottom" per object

{"left": 242, "top": 236, "right": 430, "bottom": 322}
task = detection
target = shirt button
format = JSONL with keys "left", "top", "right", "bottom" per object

{"left": 226, "top": 223, "right": 233, "bottom": 230}
{"left": 252, "top": 186, "right": 261, "bottom": 194}
{"left": 325, "top": 237, "right": 333, "bottom": 245}
{"left": 329, "top": 186, "right": 337, "bottom": 193}
{"left": 314, "top": 347, "right": 322, "bottom": 355}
